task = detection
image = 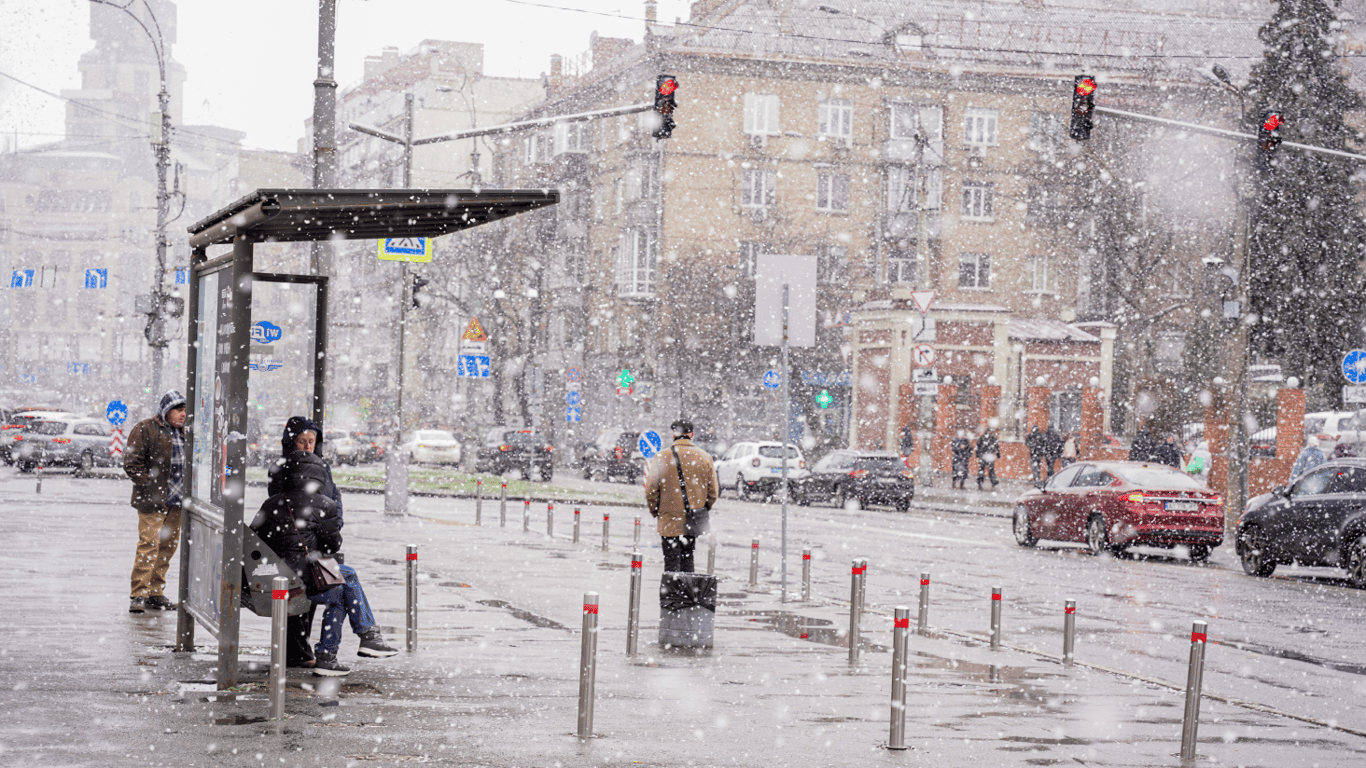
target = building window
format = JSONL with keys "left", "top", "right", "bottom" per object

{"left": 1163, "top": 260, "right": 1194, "bottom": 298}
{"left": 887, "top": 166, "right": 942, "bottom": 213}
{"left": 627, "top": 157, "right": 659, "bottom": 200}
{"left": 818, "top": 99, "right": 852, "bottom": 142}
{"left": 741, "top": 169, "right": 776, "bottom": 208}
{"left": 84, "top": 268, "right": 108, "bottom": 289}
{"left": 738, "top": 241, "right": 768, "bottom": 279}
{"left": 815, "top": 173, "right": 849, "bottom": 212}
{"left": 889, "top": 103, "right": 944, "bottom": 161}
{"left": 959, "top": 252, "right": 991, "bottom": 289}
{"left": 617, "top": 228, "right": 656, "bottom": 298}
{"left": 525, "top": 131, "right": 552, "bottom": 164}
{"left": 1026, "top": 185, "right": 1064, "bottom": 227}
{"left": 743, "top": 93, "right": 781, "bottom": 135}
{"left": 1029, "top": 112, "right": 1065, "bottom": 159}
{"left": 888, "top": 250, "right": 925, "bottom": 286}
{"left": 963, "top": 107, "right": 999, "bottom": 146}
{"left": 614, "top": 179, "right": 623, "bottom": 214}
{"left": 554, "top": 121, "right": 589, "bottom": 154}
{"left": 1026, "top": 255, "right": 1057, "bottom": 294}
{"left": 817, "top": 245, "right": 848, "bottom": 283}
{"left": 961, "top": 181, "right": 994, "bottom": 221}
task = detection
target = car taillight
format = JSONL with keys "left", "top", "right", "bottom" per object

{"left": 849, "top": 469, "right": 869, "bottom": 479}
{"left": 51, "top": 438, "right": 71, "bottom": 444}
{"left": 1126, "top": 492, "right": 1145, "bottom": 503}
{"left": 751, "top": 458, "right": 761, "bottom": 468}
{"left": 1210, "top": 495, "right": 1223, "bottom": 506}
{"left": 799, "top": 460, "right": 806, "bottom": 469}
{"left": 1, "top": 425, "right": 19, "bottom": 430}
{"left": 546, "top": 445, "right": 554, "bottom": 453}
{"left": 614, "top": 446, "right": 623, "bottom": 460}
{"left": 12, "top": 435, "right": 22, "bottom": 441}
{"left": 499, "top": 444, "right": 511, "bottom": 452}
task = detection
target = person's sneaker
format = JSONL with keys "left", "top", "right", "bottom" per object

{"left": 129, "top": 597, "right": 145, "bottom": 613}
{"left": 357, "top": 630, "right": 399, "bottom": 658}
{"left": 286, "top": 655, "right": 317, "bottom": 670}
{"left": 312, "top": 651, "right": 350, "bottom": 677}
{"left": 145, "top": 595, "right": 176, "bottom": 610}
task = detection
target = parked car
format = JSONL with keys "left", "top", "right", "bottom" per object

{"left": 352, "top": 431, "right": 386, "bottom": 464}
{"left": 714, "top": 441, "right": 807, "bottom": 500}
{"left": 793, "top": 450, "right": 915, "bottom": 510}
{"left": 1012, "top": 460, "right": 1224, "bottom": 561}
{"left": 1, "top": 410, "right": 77, "bottom": 464}
{"left": 1237, "top": 459, "right": 1366, "bottom": 585}
{"left": 13, "top": 418, "right": 116, "bottom": 473}
{"left": 581, "top": 428, "right": 647, "bottom": 483}
{"left": 319, "top": 429, "right": 361, "bottom": 466}
{"left": 1249, "top": 411, "right": 1360, "bottom": 458}
{"left": 475, "top": 428, "right": 553, "bottom": 480}
{"left": 401, "top": 429, "right": 463, "bottom": 466}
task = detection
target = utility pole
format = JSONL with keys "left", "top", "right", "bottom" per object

{"left": 310, "top": 0, "right": 337, "bottom": 277}
{"left": 385, "top": 93, "right": 416, "bottom": 516}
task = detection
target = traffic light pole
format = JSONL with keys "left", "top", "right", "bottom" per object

{"left": 1094, "top": 106, "right": 1366, "bottom": 163}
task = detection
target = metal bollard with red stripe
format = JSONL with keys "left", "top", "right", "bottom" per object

{"left": 1180, "top": 621, "right": 1209, "bottom": 760}
{"left": 601, "top": 513, "right": 611, "bottom": 552}
{"left": 888, "top": 605, "right": 911, "bottom": 750}
{"left": 848, "top": 558, "right": 867, "bottom": 665}
{"left": 268, "top": 576, "right": 288, "bottom": 720}
{"left": 475, "top": 479, "right": 483, "bottom": 526}
{"left": 706, "top": 534, "right": 717, "bottom": 575}
{"left": 523, "top": 499, "right": 530, "bottom": 532}
{"left": 1063, "top": 599, "right": 1077, "bottom": 666}
{"left": 917, "top": 573, "right": 931, "bottom": 636}
{"left": 749, "top": 537, "right": 760, "bottom": 586}
{"left": 990, "top": 586, "right": 1002, "bottom": 650}
{"left": 547, "top": 502, "right": 555, "bottom": 538}
{"left": 35, "top": 465, "right": 42, "bottom": 494}
{"left": 573, "top": 507, "right": 581, "bottom": 543}
{"left": 406, "top": 545, "right": 418, "bottom": 652}
{"left": 633, "top": 515, "right": 641, "bottom": 547}
{"left": 499, "top": 481, "right": 508, "bottom": 527}
{"left": 800, "top": 546, "right": 812, "bottom": 602}
{"left": 577, "top": 592, "right": 600, "bottom": 738}
{"left": 626, "top": 551, "right": 642, "bottom": 656}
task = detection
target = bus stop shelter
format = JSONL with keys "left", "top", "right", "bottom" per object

{"left": 176, "top": 188, "right": 558, "bottom": 688}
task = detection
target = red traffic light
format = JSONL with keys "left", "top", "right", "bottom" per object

{"left": 653, "top": 74, "right": 677, "bottom": 139}
{"left": 1262, "top": 113, "right": 1282, "bottom": 132}
{"left": 1069, "top": 74, "right": 1095, "bottom": 141}
{"left": 1076, "top": 77, "right": 1097, "bottom": 97}
{"left": 658, "top": 77, "right": 678, "bottom": 97}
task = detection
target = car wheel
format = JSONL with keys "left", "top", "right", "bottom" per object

{"left": 1188, "top": 544, "right": 1212, "bottom": 564}
{"left": 583, "top": 467, "right": 594, "bottom": 480}
{"left": 1344, "top": 537, "right": 1366, "bottom": 588}
{"left": 1086, "top": 515, "right": 1111, "bottom": 556}
{"left": 78, "top": 451, "right": 95, "bottom": 475}
{"left": 895, "top": 498, "right": 911, "bottom": 512}
{"left": 794, "top": 490, "right": 809, "bottom": 507}
{"left": 16, "top": 460, "right": 33, "bottom": 474}
{"left": 1013, "top": 507, "right": 1037, "bottom": 547}
{"left": 540, "top": 466, "right": 554, "bottom": 482}
{"left": 1238, "top": 525, "right": 1276, "bottom": 577}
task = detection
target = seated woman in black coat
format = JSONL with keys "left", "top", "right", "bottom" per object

{"left": 254, "top": 417, "right": 396, "bottom": 676}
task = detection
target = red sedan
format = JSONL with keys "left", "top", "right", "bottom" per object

{"left": 1011, "top": 461, "right": 1225, "bottom": 561}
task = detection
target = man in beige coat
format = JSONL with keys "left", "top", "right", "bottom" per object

{"left": 645, "top": 419, "right": 719, "bottom": 572}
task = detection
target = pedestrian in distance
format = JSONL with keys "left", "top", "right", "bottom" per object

{"left": 1025, "top": 425, "right": 1044, "bottom": 483}
{"left": 898, "top": 424, "right": 916, "bottom": 459}
{"left": 124, "top": 390, "right": 187, "bottom": 613}
{"left": 256, "top": 416, "right": 397, "bottom": 676}
{"left": 1129, "top": 422, "right": 1159, "bottom": 463}
{"left": 1061, "top": 431, "right": 1079, "bottom": 468}
{"left": 1289, "top": 436, "right": 1326, "bottom": 481}
{"left": 975, "top": 425, "right": 1000, "bottom": 490}
{"left": 1186, "top": 440, "right": 1212, "bottom": 483}
{"left": 1157, "top": 434, "right": 1184, "bottom": 469}
{"left": 1042, "top": 425, "right": 1064, "bottom": 479}
{"left": 644, "top": 419, "right": 719, "bottom": 573}
{"left": 950, "top": 430, "right": 973, "bottom": 490}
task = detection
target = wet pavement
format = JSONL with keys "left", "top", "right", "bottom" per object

{"left": 1, "top": 466, "right": 1364, "bottom": 767}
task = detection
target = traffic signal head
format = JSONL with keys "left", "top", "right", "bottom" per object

{"left": 653, "top": 74, "right": 678, "bottom": 139}
{"left": 1258, "top": 109, "right": 1283, "bottom": 153}
{"left": 412, "top": 275, "right": 430, "bottom": 308}
{"left": 1069, "top": 75, "right": 1096, "bottom": 141}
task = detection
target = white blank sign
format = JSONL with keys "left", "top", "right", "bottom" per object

{"left": 754, "top": 254, "right": 817, "bottom": 348}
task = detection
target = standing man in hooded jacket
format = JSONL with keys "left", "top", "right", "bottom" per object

{"left": 124, "top": 390, "right": 187, "bottom": 613}
{"left": 645, "top": 419, "right": 719, "bottom": 572}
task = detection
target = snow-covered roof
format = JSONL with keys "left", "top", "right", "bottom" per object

{"left": 1008, "top": 317, "right": 1101, "bottom": 343}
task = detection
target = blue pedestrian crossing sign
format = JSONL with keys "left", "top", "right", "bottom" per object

{"left": 638, "top": 430, "right": 663, "bottom": 459}
{"left": 106, "top": 400, "right": 128, "bottom": 426}
{"left": 457, "top": 355, "right": 491, "bottom": 378}
{"left": 566, "top": 406, "right": 582, "bottom": 423}
{"left": 763, "top": 370, "right": 782, "bottom": 389}
{"left": 1343, "top": 350, "right": 1366, "bottom": 384}
{"left": 377, "top": 237, "right": 433, "bottom": 263}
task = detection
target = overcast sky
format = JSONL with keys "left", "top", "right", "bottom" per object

{"left": 0, "top": 0, "right": 691, "bottom": 153}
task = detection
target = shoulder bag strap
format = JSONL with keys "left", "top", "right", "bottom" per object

{"left": 671, "top": 446, "right": 693, "bottom": 512}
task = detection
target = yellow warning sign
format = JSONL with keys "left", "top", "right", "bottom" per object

{"left": 462, "top": 317, "right": 488, "bottom": 342}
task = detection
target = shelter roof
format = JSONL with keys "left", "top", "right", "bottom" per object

{"left": 187, "top": 188, "right": 558, "bottom": 248}
{"left": 1008, "top": 318, "right": 1101, "bottom": 343}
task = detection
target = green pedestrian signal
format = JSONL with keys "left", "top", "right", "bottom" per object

{"left": 815, "top": 389, "right": 834, "bottom": 409}
{"left": 616, "top": 368, "right": 636, "bottom": 388}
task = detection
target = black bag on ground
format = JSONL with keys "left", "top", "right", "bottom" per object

{"left": 659, "top": 572, "right": 717, "bottom": 612}
{"left": 659, "top": 572, "right": 716, "bottom": 648}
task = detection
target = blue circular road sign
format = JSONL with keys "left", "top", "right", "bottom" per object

{"left": 763, "top": 370, "right": 782, "bottom": 389}
{"left": 566, "top": 391, "right": 582, "bottom": 406}
{"left": 639, "top": 430, "right": 663, "bottom": 459}
{"left": 1344, "top": 350, "right": 1366, "bottom": 384}
{"left": 106, "top": 400, "right": 128, "bottom": 426}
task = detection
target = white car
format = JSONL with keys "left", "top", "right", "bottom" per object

{"left": 715, "top": 441, "right": 807, "bottom": 500}
{"left": 322, "top": 429, "right": 361, "bottom": 465}
{"left": 402, "top": 429, "right": 463, "bottom": 466}
{"left": 1250, "top": 411, "right": 1364, "bottom": 457}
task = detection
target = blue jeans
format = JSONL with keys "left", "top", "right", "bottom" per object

{"left": 308, "top": 564, "right": 377, "bottom": 655}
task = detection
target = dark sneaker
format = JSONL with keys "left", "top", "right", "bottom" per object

{"left": 145, "top": 595, "right": 176, "bottom": 611}
{"left": 286, "top": 656, "right": 316, "bottom": 670}
{"left": 357, "top": 630, "right": 399, "bottom": 658}
{"left": 129, "top": 597, "right": 145, "bottom": 613}
{"left": 312, "top": 651, "right": 350, "bottom": 677}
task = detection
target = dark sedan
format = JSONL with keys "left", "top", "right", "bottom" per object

{"left": 1237, "top": 459, "right": 1366, "bottom": 585}
{"left": 581, "top": 429, "right": 644, "bottom": 483}
{"left": 1012, "top": 461, "right": 1224, "bottom": 561}
{"left": 475, "top": 428, "right": 554, "bottom": 480}
{"left": 794, "top": 450, "right": 915, "bottom": 511}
